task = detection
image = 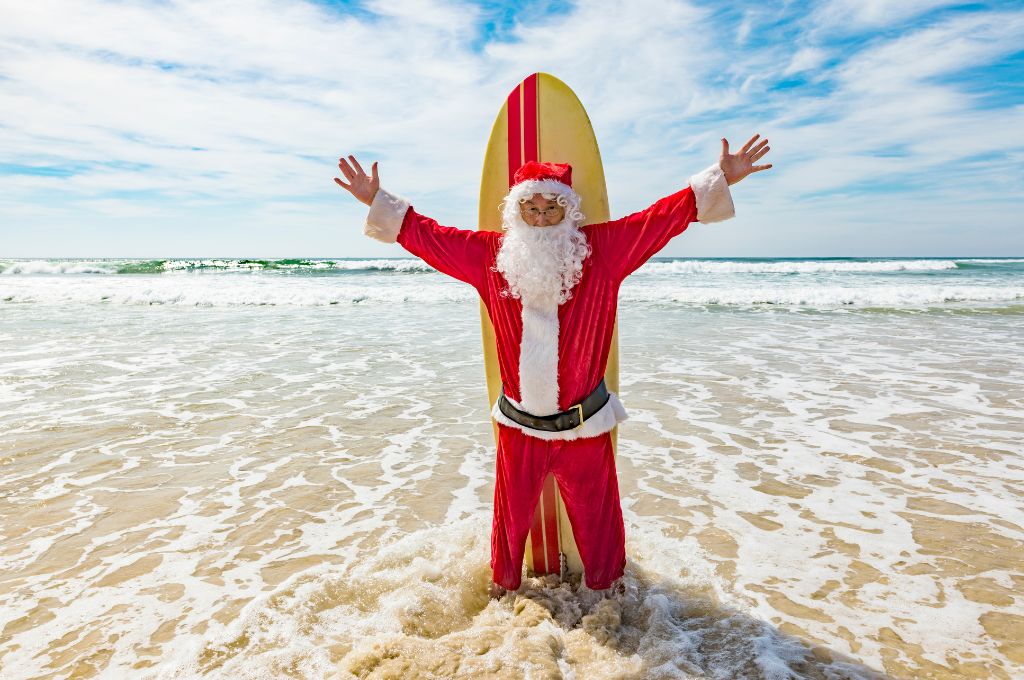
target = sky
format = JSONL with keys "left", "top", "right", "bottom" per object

{"left": 1, "top": 0, "right": 1022, "bottom": 258}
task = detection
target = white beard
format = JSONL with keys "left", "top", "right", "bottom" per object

{"left": 494, "top": 213, "right": 591, "bottom": 309}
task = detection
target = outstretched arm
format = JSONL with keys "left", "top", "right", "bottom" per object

{"left": 334, "top": 155, "right": 494, "bottom": 292}
{"left": 588, "top": 133, "right": 772, "bottom": 281}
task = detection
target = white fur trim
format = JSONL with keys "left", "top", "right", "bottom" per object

{"left": 688, "top": 162, "right": 735, "bottom": 224}
{"left": 363, "top": 187, "right": 410, "bottom": 243}
{"left": 506, "top": 179, "right": 579, "bottom": 205}
{"left": 491, "top": 390, "right": 629, "bottom": 441}
{"left": 518, "top": 303, "right": 560, "bottom": 415}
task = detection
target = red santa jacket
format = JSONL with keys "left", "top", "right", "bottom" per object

{"left": 363, "top": 162, "right": 735, "bottom": 441}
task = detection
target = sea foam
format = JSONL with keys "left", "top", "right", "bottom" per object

{"left": 637, "top": 258, "right": 961, "bottom": 274}
{"left": 3, "top": 275, "right": 1021, "bottom": 308}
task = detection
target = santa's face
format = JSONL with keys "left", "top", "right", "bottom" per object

{"left": 519, "top": 194, "right": 566, "bottom": 227}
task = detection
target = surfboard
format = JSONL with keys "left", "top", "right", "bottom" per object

{"left": 478, "top": 72, "right": 619, "bottom": 579}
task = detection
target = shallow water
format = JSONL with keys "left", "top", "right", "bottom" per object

{"left": 1, "top": 258, "right": 1023, "bottom": 679}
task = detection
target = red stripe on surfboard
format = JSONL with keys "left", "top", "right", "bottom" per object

{"left": 505, "top": 73, "right": 538, "bottom": 185}
{"left": 506, "top": 83, "right": 521, "bottom": 184}
{"left": 529, "top": 483, "right": 547, "bottom": 572}
{"left": 541, "top": 474, "right": 560, "bottom": 574}
{"left": 530, "top": 475, "right": 559, "bottom": 574}
{"left": 523, "top": 73, "right": 538, "bottom": 164}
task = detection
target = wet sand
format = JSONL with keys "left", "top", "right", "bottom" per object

{"left": 1, "top": 301, "right": 1022, "bottom": 679}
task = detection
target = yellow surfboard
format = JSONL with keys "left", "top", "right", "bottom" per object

{"left": 478, "top": 72, "right": 619, "bottom": 579}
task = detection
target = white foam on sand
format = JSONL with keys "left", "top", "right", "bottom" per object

{"left": 154, "top": 518, "right": 883, "bottom": 680}
{"left": 3, "top": 278, "right": 1022, "bottom": 679}
{"left": 613, "top": 306, "right": 1024, "bottom": 677}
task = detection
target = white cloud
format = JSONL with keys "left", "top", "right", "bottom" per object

{"left": 739, "top": 10, "right": 1024, "bottom": 199}
{"left": 784, "top": 47, "right": 827, "bottom": 76}
{"left": 834, "top": 11, "right": 1024, "bottom": 91}
{"left": 810, "top": 0, "right": 967, "bottom": 31}
{"left": 0, "top": 0, "right": 1021, "bottom": 257}
{"left": 735, "top": 8, "right": 755, "bottom": 44}
{"left": 0, "top": 0, "right": 728, "bottom": 202}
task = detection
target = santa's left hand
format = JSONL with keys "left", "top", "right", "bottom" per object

{"left": 720, "top": 134, "right": 772, "bottom": 186}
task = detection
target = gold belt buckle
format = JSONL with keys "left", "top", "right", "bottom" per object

{"left": 573, "top": 403, "right": 584, "bottom": 429}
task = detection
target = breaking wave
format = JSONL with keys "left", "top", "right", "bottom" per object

{"left": 3, "top": 257, "right": 1022, "bottom": 277}
{"left": 636, "top": 258, "right": 961, "bottom": 274}
{"left": 0, "top": 258, "right": 435, "bottom": 275}
{"left": 2, "top": 278, "right": 1022, "bottom": 309}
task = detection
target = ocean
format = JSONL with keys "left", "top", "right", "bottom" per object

{"left": 1, "top": 256, "right": 1022, "bottom": 679}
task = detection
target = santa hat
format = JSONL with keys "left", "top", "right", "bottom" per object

{"left": 503, "top": 160, "right": 584, "bottom": 226}
{"left": 512, "top": 161, "right": 573, "bottom": 188}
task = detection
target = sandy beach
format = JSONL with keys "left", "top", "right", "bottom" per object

{"left": 1, "top": 256, "right": 1023, "bottom": 679}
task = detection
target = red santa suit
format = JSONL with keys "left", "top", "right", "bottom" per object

{"left": 363, "top": 162, "right": 735, "bottom": 590}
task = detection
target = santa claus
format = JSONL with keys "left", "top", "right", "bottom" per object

{"left": 334, "top": 134, "right": 772, "bottom": 598}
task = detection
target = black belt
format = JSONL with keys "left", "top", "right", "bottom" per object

{"left": 498, "top": 378, "right": 610, "bottom": 432}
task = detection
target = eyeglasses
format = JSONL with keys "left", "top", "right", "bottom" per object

{"left": 521, "top": 206, "right": 564, "bottom": 219}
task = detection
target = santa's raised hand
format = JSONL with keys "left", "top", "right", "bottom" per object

{"left": 334, "top": 154, "right": 379, "bottom": 206}
{"left": 720, "top": 134, "right": 772, "bottom": 186}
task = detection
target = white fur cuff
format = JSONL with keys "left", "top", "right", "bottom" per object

{"left": 688, "top": 162, "right": 736, "bottom": 224}
{"left": 363, "top": 187, "right": 411, "bottom": 243}
{"left": 491, "top": 391, "right": 629, "bottom": 441}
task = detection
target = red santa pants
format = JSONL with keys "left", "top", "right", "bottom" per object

{"left": 490, "top": 423, "right": 626, "bottom": 590}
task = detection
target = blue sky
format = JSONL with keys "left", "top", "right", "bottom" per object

{"left": 1, "top": 0, "right": 1022, "bottom": 258}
